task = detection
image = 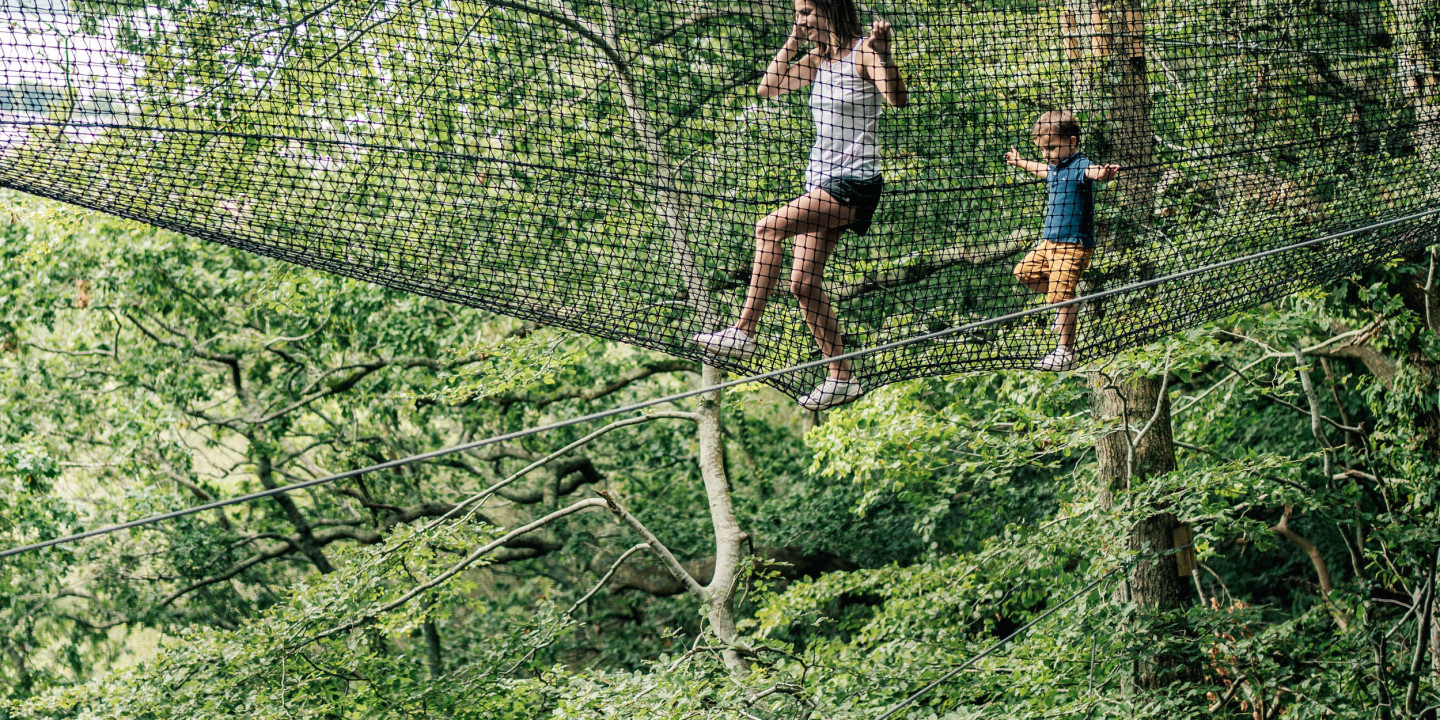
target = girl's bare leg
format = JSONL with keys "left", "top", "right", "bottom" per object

{"left": 792, "top": 227, "right": 850, "bottom": 380}
{"left": 734, "top": 190, "right": 856, "bottom": 336}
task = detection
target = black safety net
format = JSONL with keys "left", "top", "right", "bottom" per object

{"left": 0, "top": 0, "right": 1437, "bottom": 400}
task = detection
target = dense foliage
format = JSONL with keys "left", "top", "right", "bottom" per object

{"left": 4, "top": 202, "right": 1440, "bottom": 718}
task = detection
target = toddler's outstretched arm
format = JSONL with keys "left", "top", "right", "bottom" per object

{"left": 1004, "top": 147, "right": 1049, "bottom": 179}
{"left": 1086, "top": 163, "right": 1121, "bottom": 181}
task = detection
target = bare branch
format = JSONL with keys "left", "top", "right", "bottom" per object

{"left": 245, "top": 0, "right": 345, "bottom": 38}
{"left": 1271, "top": 505, "right": 1348, "bottom": 631}
{"left": 22, "top": 341, "right": 114, "bottom": 358}
{"left": 1215, "top": 359, "right": 1362, "bottom": 435}
{"left": 1173, "top": 354, "right": 1272, "bottom": 417}
{"left": 313, "top": 8, "right": 402, "bottom": 70}
{"left": 498, "top": 360, "right": 698, "bottom": 408}
{"left": 247, "top": 360, "right": 387, "bottom": 424}
{"left": 595, "top": 489, "right": 708, "bottom": 602}
{"left": 1312, "top": 320, "right": 1396, "bottom": 387}
{"left": 609, "top": 545, "right": 853, "bottom": 597}
{"left": 422, "top": 414, "right": 671, "bottom": 532}
{"left": 1208, "top": 674, "right": 1247, "bottom": 713}
{"left": 59, "top": 612, "right": 128, "bottom": 631}
{"left": 1406, "top": 551, "right": 1438, "bottom": 715}
{"left": 302, "top": 498, "right": 607, "bottom": 645}
{"left": 566, "top": 543, "right": 649, "bottom": 616}
{"left": 484, "top": 0, "right": 607, "bottom": 53}
{"left": 657, "top": 70, "right": 765, "bottom": 139}
{"left": 476, "top": 456, "right": 604, "bottom": 505}
{"left": 1293, "top": 348, "right": 1335, "bottom": 482}
{"left": 1128, "top": 348, "right": 1173, "bottom": 462}
{"left": 643, "top": 6, "right": 771, "bottom": 51}
{"left": 123, "top": 310, "right": 246, "bottom": 397}
{"left": 159, "top": 540, "right": 296, "bottom": 607}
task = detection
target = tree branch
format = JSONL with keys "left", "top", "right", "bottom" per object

{"left": 301, "top": 498, "right": 608, "bottom": 646}
{"left": 595, "top": 489, "right": 708, "bottom": 602}
{"left": 1310, "top": 320, "right": 1397, "bottom": 388}
{"left": 1294, "top": 348, "right": 1335, "bottom": 482}
{"left": 158, "top": 540, "right": 297, "bottom": 607}
{"left": 828, "top": 236, "right": 1029, "bottom": 304}
{"left": 566, "top": 543, "right": 649, "bottom": 615}
{"left": 1271, "top": 505, "right": 1348, "bottom": 630}
{"left": 123, "top": 310, "right": 246, "bottom": 398}
{"left": 608, "top": 545, "right": 853, "bottom": 598}
{"left": 247, "top": 360, "right": 387, "bottom": 424}
{"left": 483, "top": 0, "right": 607, "bottom": 53}
{"left": 496, "top": 359, "right": 698, "bottom": 408}
{"left": 423, "top": 414, "right": 675, "bottom": 531}
{"left": 1405, "top": 550, "right": 1438, "bottom": 715}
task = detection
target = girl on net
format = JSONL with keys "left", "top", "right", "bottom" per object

{"left": 694, "top": 0, "right": 908, "bottom": 410}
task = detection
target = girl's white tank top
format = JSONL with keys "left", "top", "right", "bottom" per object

{"left": 804, "top": 38, "right": 883, "bottom": 190}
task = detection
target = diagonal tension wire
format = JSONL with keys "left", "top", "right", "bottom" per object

{"left": 1, "top": 208, "right": 1436, "bottom": 561}
{"left": 872, "top": 567, "right": 1118, "bottom": 720}
{"left": 873, "top": 540, "right": 1198, "bottom": 720}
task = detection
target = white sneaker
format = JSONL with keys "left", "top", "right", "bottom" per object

{"left": 1036, "top": 346, "right": 1078, "bottom": 372}
{"left": 797, "top": 379, "right": 864, "bottom": 411}
{"left": 693, "top": 327, "right": 757, "bottom": 360}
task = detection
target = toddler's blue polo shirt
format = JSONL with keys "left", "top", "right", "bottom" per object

{"left": 1042, "top": 151, "right": 1095, "bottom": 248}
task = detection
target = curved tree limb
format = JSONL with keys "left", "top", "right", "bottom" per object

{"left": 424, "top": 414, "right": 667, "bottom": 533}
{"left": 1271, "top": 505, "right": 1349, "bottom": 631}
{"left": 566, "top": 543, "right": 649, "bottom": 616}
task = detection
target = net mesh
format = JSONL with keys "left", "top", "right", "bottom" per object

{"left": 1, "top": 0, "right": 1436, "bottom": 397}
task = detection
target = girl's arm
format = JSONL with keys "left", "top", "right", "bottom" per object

{"left": 860, "top": 19, "right": 908, "bottom": 108}
{"left": 758, "top": 28, "right": 819, "bottom": 99}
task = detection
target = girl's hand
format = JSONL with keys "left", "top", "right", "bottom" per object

{"left": 1004, "top": 146, "right": 1022, "bottom": 165}
{"left": 785, "top": 21, "right": 806, "bottom": 50}
{"left": 1096, "top": 163, "right": 1121, "bottom": 181}
{"left": 865, "top": 18, "right": 893, "bottom": 64}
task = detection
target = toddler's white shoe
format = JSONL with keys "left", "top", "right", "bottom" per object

{"left": 693, "top": 327, "right": 757, "bottom": 361}
{"left": 797, "top": 378, "right": 864, "bottom": 411}
{"left": 1035, "top": 346, "right": 1078, "bottom": 372}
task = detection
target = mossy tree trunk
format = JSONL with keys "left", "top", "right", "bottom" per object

{"left": 1091, "top": 372, "right": 1194, "bottom": 690}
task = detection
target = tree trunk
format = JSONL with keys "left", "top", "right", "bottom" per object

{"left": 1078, "top": 0, "right": 1160, "bottom": 318}
{"left": 1061, "top": 0, "right": 1100, "bottom": 111}
{"left": 1095, "top": 0, "right": 1157, "bottom": 250}
{"left": 1086, "top": 6, "right": 1193, "bottom": 669}
{"left": 575, "top": 5, "right": 744, "bottom": 672}
{"left": 423, "top": 618, "right": 444, "bottom": 679}
{"left": 1091, "top": 372, "right": 1192, "bottom": 690}
{"left": 1375, "top": 630, "right": 1395, "bottom": 720}
{"left": 695, "top": 364, "right": 747, "bottom": 673}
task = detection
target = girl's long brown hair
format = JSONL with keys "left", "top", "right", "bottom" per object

{"left": 808, "top": 0, "right": 863, "bottom": 59}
